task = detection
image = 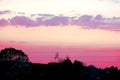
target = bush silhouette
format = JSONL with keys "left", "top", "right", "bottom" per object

{"left": 6, "top": 61, "right": 32, "bottom": 80}
{"left": 0, "top": 48, "right": 29, "bottom": 62}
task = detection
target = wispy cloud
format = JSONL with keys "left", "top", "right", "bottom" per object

{"left": 111, "top": 0, "right": 120, "bottom": 3}
{"left": 0, "top": 10, "right": 11, "bottom": 15}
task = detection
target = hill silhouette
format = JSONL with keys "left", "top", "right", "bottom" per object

{"left": 0, "top": 48, "right": 120, "bottom": 80}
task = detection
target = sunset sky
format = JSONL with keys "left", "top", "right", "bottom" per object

{"left": 0, "top": 0, "right": 120, "bottom": 68}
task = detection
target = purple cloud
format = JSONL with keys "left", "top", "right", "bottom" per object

{"left": 112, "top": 0, "right": 120, "bottom": 3}
{"left": 0, "top": 19, "right": 9, "bottom": 26}
{"left": 10, "top": 16, "right": 45, "bottom": 26}
{"left": 71, "top": 15, "right": 120, "bottom": 30}
{"left": 44, "top": 16, "right": 69, "bottom": 26}
{"left": 71, "top": 15, "right": 104, "bottom": 28}
{"left": 0, "top": 10, "right": 120, "bottom": 31}
{"left": 10, "top": 16, "right": 34, "bottom": 27}
{"left": 73, "top": 15, "right": 93, "bottom": 26}
{"left": 38, "top": 14, "right": 54, "bottom": 17}
{"left": 0, "top": 10, "right": 11, "bottom": 15}
{"left": 34, "top": 18, "right": 44, "bottom": 26}
{"left": 94, "top": 15, "right": 104, "bottom": 21}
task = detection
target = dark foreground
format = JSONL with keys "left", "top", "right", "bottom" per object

{"left": 0, "top": 59, "right": 120, "bottom": 80}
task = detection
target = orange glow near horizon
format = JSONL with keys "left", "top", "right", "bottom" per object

{"left": 0, "top": 26, "right": 120, "bottom": 69}
{"left": 0, "top": 26, "right": 120, "bottom": 48}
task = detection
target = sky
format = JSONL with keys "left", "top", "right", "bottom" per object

{"left": 0, "top": 0, "right": 120, "bottom": 17}
{"left": 0, "top": 0, "right": 120, "bottom": 68}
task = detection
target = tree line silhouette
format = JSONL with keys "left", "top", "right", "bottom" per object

{"left": 0, "top": 48, "right": 120, "bottom": 80}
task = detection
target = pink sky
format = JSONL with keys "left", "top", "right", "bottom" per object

{"left": 0, "top": 41, "right": 120, "bottom": 69}
{"left": 0, "top": 0, "right": 120, "bottom": 69}
{"left": 0, "top": 24, "right": 120, "bottom": 69}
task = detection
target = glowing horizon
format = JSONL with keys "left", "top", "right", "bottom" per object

{"left": 0, "top": 26, "right": 120, "bottom": 48}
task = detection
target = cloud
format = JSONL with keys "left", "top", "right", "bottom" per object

{"left": 99, "top": 0, "right": 120, "bottom": 3}
{"left": 112, "top": 0, "right": 120, "bottom": 3}
{"left": 0, "top": 10, "right": 120, "bottom": 31}
{"left": 72, "top": 15, "right": 120, "bottom": 30}
{"left": 0, "top": 10, "right": 11, "bottom": 15}
{"left": 0, "top": 19, "right": 9, "bottom": 26}
{"left": 43, "top": 16, "right": 69, "bottom": 26}
{"left": 10, "top": 16, "right": 34, "bottom": 27}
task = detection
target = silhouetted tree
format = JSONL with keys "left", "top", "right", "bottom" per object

{"left": 6, "top": 61, "right": 32, "bottom": 80}
{"left": 0, "top": 48, "right": 29, "bottom": 62}
{"left": 54, "top": 52, "right": 59, "bottom": 60}
{"left": 61, "top": 58, "right": 73, "bottom": 80}
{"left": 73, "top": 60, "right": 84, "bottom": 80}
